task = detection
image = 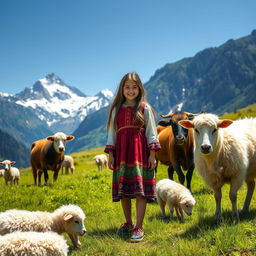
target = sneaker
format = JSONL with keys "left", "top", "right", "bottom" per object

{"left": 117, "top": 222, "right": 134, "bottom": 234}
{"left": 130, "top": 227, "right": 144, "bottom": 242}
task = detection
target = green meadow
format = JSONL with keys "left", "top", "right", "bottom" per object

{"left": 1, "top": 146, "right": 256, "bottom": 256}
{"left": 1, "top": 105, "right": 256, "bottom": 256}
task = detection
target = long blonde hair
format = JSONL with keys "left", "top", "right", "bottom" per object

{"left": 106, "top": 72, "right": 148, "bottom": 130}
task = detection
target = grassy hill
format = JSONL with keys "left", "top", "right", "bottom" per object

{"left": 1, "top": 143, "right": 256, "bottom": 255}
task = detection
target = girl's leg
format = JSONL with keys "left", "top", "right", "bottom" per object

{"left": 121, "top": 197, "right": 132, "bottom": 223}
{"left": 135, "top": 196, "right": 147, "bottom": 228}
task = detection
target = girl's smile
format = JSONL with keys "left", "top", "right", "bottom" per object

{"left": 123, "top": 80, "right": 139, "bottom": 104}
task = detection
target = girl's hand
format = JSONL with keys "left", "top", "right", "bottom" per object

{"left": 108, "top": 152, "right": 115, "bottom": 170}
{"left": 148, "top": 150, "right": 157, "bottom": 170}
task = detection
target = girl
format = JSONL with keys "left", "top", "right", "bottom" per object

{"left": 105, "top": 72, "right": 161, "bottom": 242}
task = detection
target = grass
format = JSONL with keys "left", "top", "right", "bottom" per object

{"left": 1, "top": 146, "right": 256, "bottom": 256}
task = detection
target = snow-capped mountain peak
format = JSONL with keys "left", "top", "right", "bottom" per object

{"left": 4, "top": 73, "right": 113, "bottom": 133}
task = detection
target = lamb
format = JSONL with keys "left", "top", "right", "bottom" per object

{"left": 156, "top": 179, "right": 196, "bottom": 222}
{"left": 0, "top": 231, "right": 68, "bottom": 256}
{"left": 0, "top": 204, "right": 86, "bottom": 248}
{"left": 0, "top": 160, "right": 20, "bottom": 185}
{"left": 61, "top": 155, "right": 75, "bottom": 174}
{"left": 179, "top": 114, "right": 256, "bottom": 222}
{"left": 93, "top": 154, "right": 108, "bottom": 171}
{"left": 0, "top": 169, "right": 4, "bottom": 177}
{"left": 30, "top": 132, "right": 74, "bottom": 185}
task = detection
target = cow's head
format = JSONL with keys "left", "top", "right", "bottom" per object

{"left": 0, "top": 160, "right": 16, "bottom": 171}
{"left": 47, "top": 132, "right": 75, "bottom": 153}
{"left": 159, "top": 111, "right": 196, "bottom": 145}
{"left": 179, "top": 113, "right": 233, "bottom": 154}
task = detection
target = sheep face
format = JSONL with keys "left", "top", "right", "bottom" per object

{"left": 179, "top": 114, "right": 233, "bottom": 155}
{"left": 0, "top": 160, "right": 16, "bottom": 171}
{"left": 47, "top": 132, "right": 74, "bottom": 153}
{"left": 180, "top": 199, "right": 196, "bottom": 216}
{"left": 63, "top": 213, "right": 86, "bottom": 236}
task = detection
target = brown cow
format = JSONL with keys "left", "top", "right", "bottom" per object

{"left": 30, "top": 132, "right": 74, "bottom": 185}
{"left": 156, "top": 111, "right": 196, "bottom": 190}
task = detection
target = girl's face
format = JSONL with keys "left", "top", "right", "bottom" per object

{"left": 123, "top": 80, "right": 139, "bottom": 104}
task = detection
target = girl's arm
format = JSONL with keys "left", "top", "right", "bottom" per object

{"left": 144, "top": 104, "right": 161, "bottom": 170}
{"left": 144, "top": 104, "right": 161, "bottom": 151}
{"left": 104, "top": 108, "right": 116, "bottom": 170}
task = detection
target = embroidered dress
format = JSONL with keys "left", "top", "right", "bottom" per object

{"left": 105, "top": 103, "right": 161, "bottom": 202}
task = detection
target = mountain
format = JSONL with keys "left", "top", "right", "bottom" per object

{"left": 145, "top": 29, "right": 256, "bottom": 115}
{"left": 67, "top": 107, "right": 108, "bottom": 153}
{"left": 0, "top": 97, "right": 52, "bottom": 148}
{"left": 0, "top": 128, "right": 30, "bottom": 168}
{"left": 69, "top": 30, "right": 256, "bottom": 153}
{"left": 2, "top": 73, "right": 113, "bottom": 134}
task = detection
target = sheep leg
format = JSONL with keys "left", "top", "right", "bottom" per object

{"left": 175, "top": 206, "right": 184, "bottom": 222}
{"left": 242, "top": 180, "right": 255, "bottom": 212}
{"left": 65, "top": 167, "right": 68, "bottom": 174}
{"left": 230, "top": 178, "right": 244, "bottom": 221}
{"left": 186, "top": 164, "right": 194, "bottom": 191}
{"left": 168, "top": 166, "right": 174, "bottom": 180}
{"left": 157, "top": 197, "right": 166, "bottom": 217}
{"left": 167, "top": 200, "right": 174, "bottom": 218}
{"left": 175, "top": 165, "right": 185, "bottom": 185}
{"left": 213, "top": 187, "right": 222, "bottom": 222}
{"left": 68, "top": 234, "right": 80, "bottom": 248}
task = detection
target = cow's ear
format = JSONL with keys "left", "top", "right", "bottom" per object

{"left": 179, "top": 120, "right": 194, "bottom": 129}
{"left": 47, "top": 136, "right": 54, "bottom": 141}
{"left": 66, "top": 135, "right": 75, "bottom": 141}
{"left": 63, "top": 214, "right": 73, "bottom": 221}
{"left": 218, "top": 120, "right": 233, "bottom": 128}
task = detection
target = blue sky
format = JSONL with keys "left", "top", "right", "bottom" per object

{"left": 1, "top": 0, "right": 256, "bottom": 96}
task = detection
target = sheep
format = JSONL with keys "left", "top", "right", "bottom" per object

{"left": 0, "top": 169, "right": 4, "bottom": 177}
{"left": 61, "top": 155, "right": 75, "bottom": 174}
{"left": 30, "top": 132, "right": 74, "bottom": 185}
{"left": 0, "top": 160, "right": 20, "bottom": 185}
{"left": 156, "top": 178, "right": 196, "bottom": 222}
{"left": 93, "top": 154, "right": 108, "bottom": 171}
{"left": 0, "top": 204, "right": 86, "bottom": 248}
{"left": 0, "top": 231, "right": 68, "bottom": 256}
{"left": 179, "top": 114, "right": 256, "bottom": 222}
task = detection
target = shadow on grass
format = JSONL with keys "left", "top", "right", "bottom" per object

{"left": 174, "top": 209, "right": 256, "bottom": 240}
{"left": 88, "top": 227, "right": 132, "bottom": 241}
{"left": 192, "top": 187, "right": 212, "bottom": 196}
{"left": 149, "top": 212, "right": 183, "bottom": 223}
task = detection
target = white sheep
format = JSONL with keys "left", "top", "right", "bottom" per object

{"left": 0, "top": 204, "right": 86, "bottom": 248}
{"left": 61, "top": 155, "right": 75, "bottom": 174}
{"left": 179, "top": 114, "right": 256, "bottom": 222}
{"left": 156, "top": 179, "right": 196, "bottom": 222}
{"left": 93, "top": 154, "right": 108, "bottom": 171}
{"left": 0, "top": 231, "right": 68, "bottom": 256}
{"left": 0, "top": 169, "right": 4, "bottom": 177}
{"left": 0, "top": 160, "right": 20, "bottom": 185}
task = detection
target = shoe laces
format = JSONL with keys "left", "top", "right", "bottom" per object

{"left": 133, "top": 227, "right": 143, "bottom": 235}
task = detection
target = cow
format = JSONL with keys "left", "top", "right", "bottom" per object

{"left": 30, "top": 132, "right": 74, "bottom": 185}
{"left": 156, "top": 111, "right": 196, "bottom": 191}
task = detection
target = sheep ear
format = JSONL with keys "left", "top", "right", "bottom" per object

{"left": 180, "top": 200, "right": 187, "bottom": 205}
{"left": 64, "top": 214, "right": 73, "bottom": 221}
{"left": 10, "top": 161, "right": 16, "bottom": 165}
{"left": 0, "top": 162, "right": 3, "bottom": 165}
{"left": 218, "top": 120, "right": 233, "bottom": 128}
{"left": 179, "top": 120, "right": 194, "bottom": 129}
{"left": 47, "top": 136, "right": 54, "bottom": 141}
{"left": 66, "top": 135, "right": 75, "bottom": 141}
